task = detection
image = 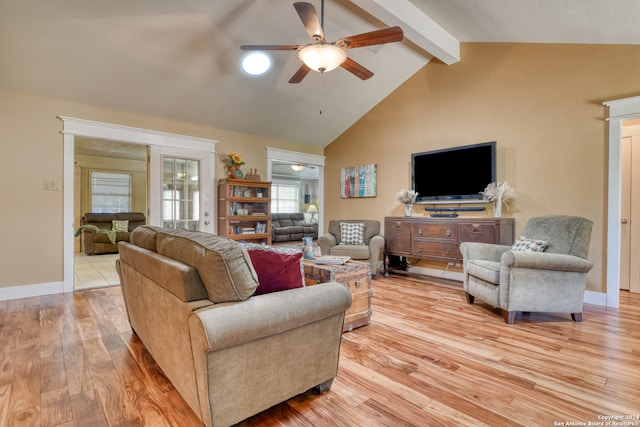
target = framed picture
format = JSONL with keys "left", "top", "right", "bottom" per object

{"left": 341, "top": 164, "right": 377, "bottom": 198}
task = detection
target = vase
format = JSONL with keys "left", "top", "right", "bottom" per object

{"left": 302, "top": 236, "right": 314, "bottom": 260}
{"left": 493, "top": 199, "right": 502, "bottom": 218}
{"left": 404, "top": 204, "right": 413, "bottom": 217}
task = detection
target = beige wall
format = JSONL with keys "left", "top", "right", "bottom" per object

{"left": 325, "top": 43, "right": 640, "bottom": 293}
{"left": 0, "top": 88, "right": 320, "bottom": 289}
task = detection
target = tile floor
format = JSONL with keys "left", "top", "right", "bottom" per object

{"left": 74, "top": 253, "right": 120, "bottom": 290}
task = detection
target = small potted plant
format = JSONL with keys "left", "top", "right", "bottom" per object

{"left": 396, "top": 189, "right": 418, "bottom": 217}
{"left": 226, "top": 153, "right": 245, "bottom": 179}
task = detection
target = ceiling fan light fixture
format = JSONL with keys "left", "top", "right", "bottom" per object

{"left": 298, "top": 44, "right": 347, "bottom": 73}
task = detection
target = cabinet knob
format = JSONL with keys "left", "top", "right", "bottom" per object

{"left": 446, "top": 230, "right": 451, "bottom": 237}
{"left": 445, "top": 248, "right": 450, "bottom": 255}
{"left": 418, "top": 246, "right": 422, "bottom": 253}
{"left": 418, "top": 228, "right": 423, "bottom": 236}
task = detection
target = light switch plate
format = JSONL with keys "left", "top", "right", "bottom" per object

{"left": 44, "top": 179, "right": 61, "bottom": 191}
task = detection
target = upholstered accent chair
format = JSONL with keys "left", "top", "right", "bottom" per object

{"left": 318, "top": 219, "right": 384, "bottom": 275}
{"left": 460, "top": 215, "right": 593, "bottom": 324}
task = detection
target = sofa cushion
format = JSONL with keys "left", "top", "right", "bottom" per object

{"left": 466, "top": 259, "right": 501, "bottom": 284}
{"left": 242, "top": 243, "right": 304, "bottom": 295}
{"left": 130, "top": 226, "right": 159, "bottom": 252}
{"left": 156, "top": 229, "right": 259, "bottom": 303}
{"left": 118, "top": 242, "right": 208, "bottom": 302}
{"left": 339, "top": 222, "right": 365, "bottom": 245}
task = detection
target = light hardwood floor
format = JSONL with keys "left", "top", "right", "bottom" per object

{"left": 1, "top": 275, "right": 638, "bottom": 426}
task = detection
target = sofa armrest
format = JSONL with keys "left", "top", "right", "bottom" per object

{"left": 501, "top": 251, "right": 593, "bottom": 273}
{"left": 318, "top": 233, "right": 337, "bottom": 255}
{"left": 460, "top": 242, "right": 511, "bottom": 263}
{"left": 190, "top": 282, "right": 351, "bottom": 353}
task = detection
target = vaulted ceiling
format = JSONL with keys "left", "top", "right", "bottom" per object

{"left": 1, "top": 1, "right": 638, "bottom": 148}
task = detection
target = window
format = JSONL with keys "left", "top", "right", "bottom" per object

{"left": 271, "top": 182, "right": 300, "bottom": 213}
{"left": 91, "top": 172, "right": 131, "bottom": 213}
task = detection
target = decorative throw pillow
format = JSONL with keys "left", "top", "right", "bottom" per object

{"left": 512, "top": 236, "right": 549, "bottom": 252}
{"left": 242, "top": 243, "right": 304, "bottom": 295}
{"left": 112, "top": 219, "right": 129, "bottom": 232}
{"left": 340, "top": 222, "right": 365, "bottom": 245}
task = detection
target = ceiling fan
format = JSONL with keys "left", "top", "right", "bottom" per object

{"left": 240, "top": 1, "right": 404, "bottom": 83}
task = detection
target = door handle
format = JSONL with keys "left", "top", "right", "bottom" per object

{"left": 621, "top": 218, "right": 629, "bottom": 224}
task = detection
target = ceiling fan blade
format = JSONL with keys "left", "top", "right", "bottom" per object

{"left": 289, "top": 64, "right": 311, "bottom": 84}
{"left": 241, "top": 44, "right": 301, "bottom": 51}
{"left": 336, "top": 26, "right": 404, "bottom": 49}
{"left": 294, "top": 2, "right": 325, "bottom": 42}
{"left": 340, "top": 57, "right": 374, "bottom": 80}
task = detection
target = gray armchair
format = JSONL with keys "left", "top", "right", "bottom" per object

{"left": 318, "top": 219, "right": 384, "bottom": 276}
{"left": 460, "top": 215, "right": 593, "bottom": 324}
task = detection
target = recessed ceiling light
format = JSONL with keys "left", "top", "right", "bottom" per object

{"left": 241, "top": 52, "right": 272, "bottom": 76}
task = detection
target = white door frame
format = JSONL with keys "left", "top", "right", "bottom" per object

{"left": 603, "top": 96, "right": 640, "bottom": 308}
{"left": 60, "top": 116, "right": 218, "bottom": 293}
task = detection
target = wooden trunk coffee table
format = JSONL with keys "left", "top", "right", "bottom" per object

{"left": 303, "top": 258, "right": 372, "bottom": 332}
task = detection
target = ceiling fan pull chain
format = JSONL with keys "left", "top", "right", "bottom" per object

{"left": 319, "top": 71, "right": 325, "bottom": 115}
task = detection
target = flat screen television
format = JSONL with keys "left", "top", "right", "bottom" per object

{"left": 411, "top": 141, "right": 496, "bottom": 203}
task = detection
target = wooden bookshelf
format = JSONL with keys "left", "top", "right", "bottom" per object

{"left": 217, "top": 179, "right": 271, "bottom": 245}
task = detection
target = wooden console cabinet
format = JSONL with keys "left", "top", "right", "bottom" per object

{"left": 384, "top": 216, "right": 515, "bottom": 273}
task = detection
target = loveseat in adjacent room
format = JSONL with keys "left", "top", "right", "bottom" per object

{"left": 79, "top": 212, "right": 146, "bottom": 255}
{"left": 271, "top": 212, "right": 318, "bottom": 242}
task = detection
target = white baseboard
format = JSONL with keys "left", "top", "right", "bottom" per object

{"left": 584, "top": 290, "right": 607, "bottom": 307}
{"left": 407, "top": 265, "right": 463, "bottom": 282}
{"left": 0, "top": 281, "right": 64, "bottom": 301}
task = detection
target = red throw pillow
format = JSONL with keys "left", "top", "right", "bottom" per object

{"left": 246, "top": 247, "right": 304, "bottom": 295}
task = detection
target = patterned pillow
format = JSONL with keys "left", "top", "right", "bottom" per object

{"left": 340, "top": 222, "right": 365, "bottom": 245}
{"left": 512, "top": 236, "right": 549, "bottom": 252}
{"left": 112, "top": 219, "right": 129, "bottom": 232}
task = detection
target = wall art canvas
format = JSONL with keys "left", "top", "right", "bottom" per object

{"left": 341, "top": 164, "right": 377, "bottom": 198}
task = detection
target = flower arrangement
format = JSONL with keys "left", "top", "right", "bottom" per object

{"left": 396, "top": 189, "right": 418, "bottom": 205}
{"left": 227, "top": 153, "right": 244, "bottom": 167}
{"left": 481, "top": 181, "right": 518, "bottom": 216}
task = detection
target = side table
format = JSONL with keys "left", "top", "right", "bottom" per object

{"left": 303, "top": 259, "right": 372, "bottom": 332}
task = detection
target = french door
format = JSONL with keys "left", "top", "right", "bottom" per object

{"left": 149, "top": 146, "right": 214, "bottom": 233}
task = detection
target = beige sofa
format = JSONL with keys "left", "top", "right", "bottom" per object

{"left": 116, "top": 226, "right": 351, "bottom": 427}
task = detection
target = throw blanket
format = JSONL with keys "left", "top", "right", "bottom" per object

{"left": 74, "top": 224, "right": 117, "bottom": 245}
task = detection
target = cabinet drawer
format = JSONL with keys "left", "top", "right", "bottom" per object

{"left": 412, "top": 241, "right": 458, "bottom": 260}
{"left": 413, "top": 223, "right": 457, "bottom": 240}
{"left": 384, "top": 219, "right": 412, "bottom": 254}
{"left": 458, "top": 223, "right": 498, "bottom": 244}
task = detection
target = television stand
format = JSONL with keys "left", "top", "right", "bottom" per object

{"left": 383, "top": 216, "right": 515, "bottom": 277}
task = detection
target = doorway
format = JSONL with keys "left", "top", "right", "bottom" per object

{"left": 620, "top": 123, "right": 640, "bottom": 293}
{"left": 74, "top": 138, "right": 148, "bottom": 290}
{"left": 61, "top": 116, "right": 218, "bottom": 293}
{"left": 604, "top": 96, "right": 640, "bottom": 309}
{"left": 266, "top": 147, "right": 325, "bottom": 234}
